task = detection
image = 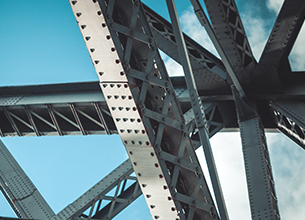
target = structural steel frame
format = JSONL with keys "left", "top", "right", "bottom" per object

{"left": 1, "top": 0, "right": 305, "bottom": 219}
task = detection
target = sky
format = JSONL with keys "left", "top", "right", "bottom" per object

{"left": 0, "top": 0, "right": 305, "bottom": 219}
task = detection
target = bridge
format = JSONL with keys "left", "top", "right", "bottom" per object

{"left": 1, "top": 0, "right": 305, "bottom": 219}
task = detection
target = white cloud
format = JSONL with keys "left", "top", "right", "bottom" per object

{"left": 164, "top": 58, "right": 184, "bottom": 76}
{"left": 163, "top": 7, "right": 219, "bottom": 77}
{"left": 197, "top": 132, "right": 251, "bottom": 220}
{"left": 180, "top": 7, "right": 219, "bottom": 58}
{"left": 240, "top": 14, "right": 269, "bottom": 61}
{"left": 289, "top": 23, "right": 305, "bottom": 71}
{"left": 267, "top": 0, "right": 284, "bottom": 14}
{"left": 268, "top": 133, "right": 305, "bottom": 219}
{"left": 197, "top": 132, "right": 305, "bottom": 219}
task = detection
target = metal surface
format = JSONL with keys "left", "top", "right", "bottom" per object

{"left": 143, "top": 4, "right": 229, "bottom": 86}
{"left": 202, "top": 0, "right": 256, "bottom": 86}
{"left": 190, "top": 0, "right": 245, "bottom": 98}
{"left": 166, "top": 0, "right": 228, "bottom": 218}
{"left": 271, "top": 100, "right": 305, "bottom": 150}
{"left": 253, "top": 0, "right": 305, "bottom": 89}
{"left": 0, "top": 81, "right": 294, "bottom": 137}
{"left": 50, "top": 103, "right": 223, "bottom": 220}
{"left": 1, "top": 0, "right": 305, "bottom": 219}
{"left": 70, "top": 0, "right": 218, "bottom": 219}
{"left": 51, "top": 159, "right": 139, "bottom": 220}
{"left": 232, "top": 88, "right": 280, "bottom": 220}
{"left": 0, "top": 141, "right": 54, "bottom": 219}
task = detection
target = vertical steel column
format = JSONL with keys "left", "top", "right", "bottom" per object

{"left": 0, "top": 141, "right": 54, "bottom": 219}
{"left": 232, "top": 87, "right": 280, "bottom": 220}
{"left": 166, "top": 1, "right": 228, "bottom": 219}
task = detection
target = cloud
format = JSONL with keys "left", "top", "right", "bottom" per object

{"left": 288, "top": 24, "right": 305, "bottom": 71}
{"left": 266, "top": 0, "right": 284, "bottom": 14}
{"left": 180, "top": 7, "right": 219, "bottom": 58}
{"left": 240, "top": 14, "right": 269, "bottom": 61}
{"left": 268, "top": 133, "right": 305, "bottom": 219}
{"left": 197, "top": 132, "right": 305, "bottom": 220}
{"left": 162, "top": 6, "right": 219, "bottom": 77}
{"left": 163, "top": 54, "right": 184, "bottom": 77}
{"left": 197, "top": 132, "right": 251, "bottom": 220}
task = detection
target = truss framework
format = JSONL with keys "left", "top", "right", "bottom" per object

{"left": 1, "top": 0, "right": 305, "bottom": 219}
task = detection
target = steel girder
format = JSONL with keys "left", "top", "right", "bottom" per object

{"left": 70, "top": 0, "right": 219, "bottom": 219}
{"left": 143, "top": 4, "right": 229, "bottom": 89}
{"left": 232, "top": 88, "right": 280, "bottom": 220}
{"left": 202, "top": 0, "right": 257, "bottom": 85}
{"left": 50, "top": 102, "right": 224, "bottom": 220}
{"left": 4, "top": 80, "right": 305, "bottom": 137}
{"left": 1, "top": 0, "right": 305, "bottom": 219}
{"left": 51, "top": 159, "right": 139, "bottom": 220}
{"left": 0, "top": 141, "right": 54, "bottom": 219}
{"left": 190, "top": 0, "right": 245, "bottom": 98}
{"left": 271, "top": 100, "right": 305, "bottom": 150}
{"left": 253, "top": 0, "right": 305, "bottom": 89}
{"left": 0, "top": 81, "right": 226, "bottom": 137}
{"left": 0, "top": 99, "right": 224, "bottom": 220}
{"left": 166, "top": 0, "right": 228, "bottom": 218}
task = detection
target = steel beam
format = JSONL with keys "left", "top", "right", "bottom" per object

{"left": 143, "top": 4, "right": 228, "bottom": 86}
{"left": 0, "top": 141, "right": 54, "bottom": 219}
{"left": 4, "top": 81, "right": 301, "bottom": 137}
{"left": 70, "top": 0, "right": 219, "bottom": 219}
{"left": 232, "top": 87, "right": 280, "bottom": 220}
{"left": 51, "top": 103, "right": 224, "bottom": 220}
{"left": 51, "top": 159, "right": 139, "bottom": 220}
{"left": 271, "top": 100, "right": 305, "bottom": 150}
{"left": 253, "top": 0, "right": 305, "bottom": 88}
{"left": 201, "top": 0, "right": 256, "bottom": 84}
{"left": 3, "top": 77, "right": 305, "bottom": 103}
{"left": 0, "top": 101, "right": 116, "bottom": 137}
{"left": 258, "top": 0, "right": 305, "bottom": 67}
{"left": 166, "top": 0, "right": 228, "bottom": 218}
{"left": 190, "top": 0, "right": 246, "bottom": 98}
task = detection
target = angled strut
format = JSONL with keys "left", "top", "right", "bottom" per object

{"left": 190, "top": 0, "right": 246, "bottom": 98}
{"left": 166, "top": 0, "right": 228, "bottom": 219}
{"left": 0, "top": 141, "right": 54, "bottom": 219}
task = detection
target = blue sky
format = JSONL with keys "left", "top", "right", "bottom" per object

{"left": 1, "top": 0, "right": 305, "bottom": 219}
